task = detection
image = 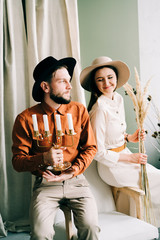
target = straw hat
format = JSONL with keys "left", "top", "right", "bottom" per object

{"left": 32, "top": 56, "right": 76, "bottom": 102}
{"left": 80, "top": 56, "right": 130, "bottom": 91}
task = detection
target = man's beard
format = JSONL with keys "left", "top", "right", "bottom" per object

{"left": 50, "top": 92, "right": 71, "bottom": 104}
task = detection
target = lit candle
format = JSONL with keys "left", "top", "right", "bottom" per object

{"left": 67, "top": 113, "right": 74, "bottom": 130}
{"left": 43, "top": 115, "right": 49, "bottom": 131}
{"left": 32, "top": 114, "right": 38, "bottom": 131}
{"left": 56, "top": 114, "right": 62, "bottom": 131}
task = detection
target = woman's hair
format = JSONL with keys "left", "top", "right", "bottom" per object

{"left": 87, "top": 65, "right": 118, "bottom": 112}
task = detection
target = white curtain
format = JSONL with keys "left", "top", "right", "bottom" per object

{"left": 0, "top": 0, "right": 85, "bottom": 236}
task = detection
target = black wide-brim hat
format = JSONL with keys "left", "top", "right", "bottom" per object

{"left": 32, "top": 56, "right": 76, "bottom": 102}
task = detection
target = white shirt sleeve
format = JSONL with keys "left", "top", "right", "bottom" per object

{"left": 90, "top": 106, "right": 120, "bottom": 167}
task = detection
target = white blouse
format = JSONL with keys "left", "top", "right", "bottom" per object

{"left": 89, "top": 92, "right": 127, "bottom": 167}
{"left": 89, "top": 93, "right": 160, "bottom": 227}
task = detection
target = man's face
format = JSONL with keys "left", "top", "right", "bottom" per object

{"left": 49, "top": 67, "right": 72, "bottom": 104}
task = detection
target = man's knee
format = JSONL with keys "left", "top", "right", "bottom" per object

{"left": 78, "top": 223, "right": 100, "bottom": 240}
{"left": 30, "top": 225, "right": 55, "bottom": 240}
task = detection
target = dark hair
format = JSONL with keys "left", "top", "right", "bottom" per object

{"left": 45, "top": 65, "right": 68, "bottom": 84}
{"left": 87, "top": 65, "right": 118, "bottom": 112}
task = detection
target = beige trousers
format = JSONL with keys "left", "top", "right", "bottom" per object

{"left": 30, "top": 174, "right": 100, "bottom": 240}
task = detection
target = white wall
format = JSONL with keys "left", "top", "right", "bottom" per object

{"left": 138, "top": 0, "right": 160, "bottom": 167}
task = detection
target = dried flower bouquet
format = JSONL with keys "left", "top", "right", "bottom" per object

{"left": 123, "top": 67, "right": 155, "bottom": 225}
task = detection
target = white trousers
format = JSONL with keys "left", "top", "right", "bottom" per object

{"left": 98, "top": 148, "right": 160, "bottom": 227}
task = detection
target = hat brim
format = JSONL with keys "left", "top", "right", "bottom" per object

{"left": 80, "top": 60, "right": 130, "bottom": 92}
{"left": 32, "top": 57, "right": 76, "bottom": 102}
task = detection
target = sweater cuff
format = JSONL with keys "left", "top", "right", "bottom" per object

{"left": 71, "top": 165, "right": 80, "bottom": 177}
{"left": 33, "top": 154, "right": 46, "bottom": 169}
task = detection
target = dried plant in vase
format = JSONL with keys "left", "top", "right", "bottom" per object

{"left": 123, "top": 67, "right": 155, "bottom": 225}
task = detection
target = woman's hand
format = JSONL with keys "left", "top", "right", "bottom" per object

{"left": 119, "top": 153, "right": 147, "bottom": 164}
{"left": 129, "top": 153, "right": 147, "bottom": 164}
{"left": 127, "top": 129, "right": 146, "bottom": 143}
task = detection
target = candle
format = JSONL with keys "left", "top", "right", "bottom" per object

{"left": 56, "top": 114, "right": 62, "bottom": 131}
{"left": 67, "top": 113, "right": 74, "bottom": 130}
{"left": 32, "top": 114, "right": 38, "bottom": 131}
{"left": 43, "top": 115, "right": 49, "bottom": 131}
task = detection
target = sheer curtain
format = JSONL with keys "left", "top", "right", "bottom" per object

{"left": 0, "top": 0, "right": 85, "bottom": 236}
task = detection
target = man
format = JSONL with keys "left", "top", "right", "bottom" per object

{"left": 12, "top": 56, "right": 99, "bottom": 240}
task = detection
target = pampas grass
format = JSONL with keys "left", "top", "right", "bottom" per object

{"left": 123, "top": 67, "right": 155, "bottom": 225}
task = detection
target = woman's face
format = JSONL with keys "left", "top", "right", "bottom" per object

{"left": 94, "top": 67, "right": 117, "bottom": 96}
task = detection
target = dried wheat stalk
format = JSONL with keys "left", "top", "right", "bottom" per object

{"left": 123, "top": 67, "right": 155, "bottom": 225}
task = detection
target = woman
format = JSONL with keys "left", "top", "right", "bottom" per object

{"left": 80, "top": 56, "right": 160, "bottom": 226}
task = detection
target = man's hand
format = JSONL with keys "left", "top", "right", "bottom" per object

{"left": 43, "top": 147, "right": 65, "bottom": 167}
{"left": 42, "top": 168, "right": 75, "bottom": 182}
